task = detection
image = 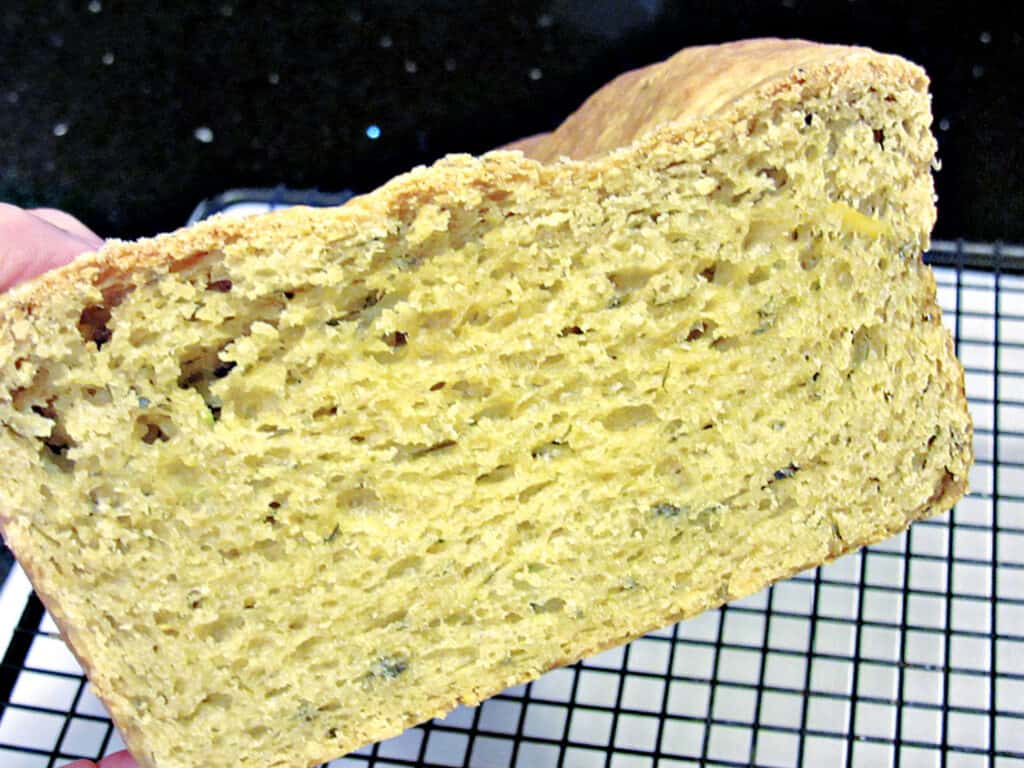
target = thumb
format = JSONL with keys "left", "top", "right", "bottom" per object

{"left": 63, "top": 750, "right": 138, "bottom": 767}
{"left": 0, "top": 204, "right": 101, "bottom": 292}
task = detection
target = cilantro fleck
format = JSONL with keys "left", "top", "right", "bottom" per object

{"left": 652, "top": 502, "right": 686, "bottom": 518}
{"left": 373, "top": 656, "right": 407, "bottom": 679}
{"left": 773, "top": 464, "right": 799, "bottom": 481}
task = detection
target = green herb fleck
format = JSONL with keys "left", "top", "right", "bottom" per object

{"left": 652, "top": 502, "right": 686, "bottom": 518}
{"left": 754, "top": 304, "right": 775, "bottom": 335}
{"left": 372, "top": 656, "right": 408, "bottom": 679}
{"left": 773, "top": 464, "right": 799, "bottom": 481}
{"left": 394, "top": 255, "right": 420, "bottom": 271}
{"left": 324, "top": 524, "right": 340, "bottom": 544}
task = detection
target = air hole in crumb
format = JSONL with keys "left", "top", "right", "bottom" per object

{"left": 283, "top": 291, "right": 295, "bottom": 300}
{"left": 386, "top": 556, "right": 423, "bottom": 578}
{"left": 873, "top": 128, "right": 885, "bottom": 147}
{"left": 476, "top": 464, "right": 514, "bottom": 484}
{"left": 29, "top": 400, "right": 75, "bottom": 470}
{"left": 313, "top": 405, "right": 338, "bottom": 419}
{"left": 558, "top": 325, "right": 584, "bottom": 337}
{"left": 213, "top": 361, "right": 236, "bottom": 379}
{"left": 804, "top": 113, "right": 813, "bottom": 126}
{"left": 43, "top": 439, "right": 68, "bottom": 455}
{"left": 141, "top": 421, "right": 169, "bottom": 444}
{"left": 758, "top": 166, "right": 789, "bottom": 189}
{"left": 78, "top": 304, "right": 113, "bottom": 349}
{"left": 603, "top": 404, "right": 655, "bottom": 431}
{"left": 686, "top": 323, "right": 706, "bottom": 341}
{"left": 607, "top": 267, "right": 656, "bottom": 293}
{"left": 430, "top": 381, "right": 446, "bottom": 391}
{"left": 31, "top": 401, "right": 57, "bottom": 421}
{"left": 206, "top": 279, "right": 232, "bottom": 292}
{"left": 699, "top": 265, "right": 717, "bottom": 282}
{"left": 407, "top": 439, "right": 456, "bottom": 458}
{"left": 748, "top": 265, "right": 771, "bottom": 285}
{"left": 384, "top": 330, "right": 408, "bottom": 347}
{"left": 350, "top": 435, "right": 366, "bottom": 443}
{"left": 169, "top": 250, "right": 210, "bottom": 274}
{"left": 531, "top": 597, "right": 565, "bottom": 614}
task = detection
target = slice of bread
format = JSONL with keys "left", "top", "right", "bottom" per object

{"left": 0, "top": 39, "right": 971, "bottom": 768}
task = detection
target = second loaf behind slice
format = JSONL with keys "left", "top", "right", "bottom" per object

{"left": 0, "top": 39, "right": 971, "bottom": 768}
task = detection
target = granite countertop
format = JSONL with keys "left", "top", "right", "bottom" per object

{"left": 1, "top": 0, "right": 1021, "bottom": 244}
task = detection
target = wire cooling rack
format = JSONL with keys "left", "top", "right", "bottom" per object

{"left": 0, "top": 190, "right": 1021, "bottom": 767}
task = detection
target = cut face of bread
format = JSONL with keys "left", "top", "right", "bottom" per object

{"left": 0, "top": 39, "right": 970, "bottom": 768}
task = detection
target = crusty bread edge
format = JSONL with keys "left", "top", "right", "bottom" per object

{"left": 0, "top": 39, "right": 970, "bottom": 768}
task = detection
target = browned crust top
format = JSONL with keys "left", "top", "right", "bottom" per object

{"left": 0, "top": 39, "right": 927, "bottom": 330}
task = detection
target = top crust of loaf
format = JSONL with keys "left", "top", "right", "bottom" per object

{"left": 502, "top": 38, "right": 928, "bottom": 160}
{"left": 0, "top": 39, "right": 928, "bottom": 329}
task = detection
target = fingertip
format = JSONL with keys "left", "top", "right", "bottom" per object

{"left": 0, "top": 208, "right": 98, "bottom": 292}
{"left": 28, "top": 208, "right": 104, "bottom": 249}
{"left": 98, "top": 751, "right": 139, "bottom": 767}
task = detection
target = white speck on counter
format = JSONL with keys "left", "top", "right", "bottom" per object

{"left": 53, "top": 122, "right": 68, "bottom": 137}
{"left": 194, "top": 126, "right": 214, "bottom": 144}
{"left": 6, "top": 92, "right": 18, "bottom": 104}
{"left": 101, "top": 51, "right": 115, "bottom": 65}
{"left": 268, "top": 72, "right": 280, "bottom": 85}
{"left": 87, "top": 0, "right": 102, "bottom": 12}
{"left": 939, "top": 118, "right": 951, "bottom": 131}
{"left": 404, "top": 59, "right": 417, "bottom": 74}
{"left": 537, "top": 13, "right": 553, "bottom": 28}
{"left": 366, "top": 124, "right": 381, "bottom": 140}
{"left": 444, "top": 57, "right": 456, "bottom": 72}
{"left": 980, "top": 31, "right": 992, "bottom": 44}
{"left": 972, "top": 64, "right": 985, "bottom": 78}
{"left": 379, "top": 34, "right": 393, "bottom": 49}
{"left": 529, "top": 67, "right": 543, "bottom": 81}
{"left": 220, "top": 3, "right": 233, "bottom": 17}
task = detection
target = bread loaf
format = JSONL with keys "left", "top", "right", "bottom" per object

{"left": 0, "top": 39, "right": 971, "bottom": 768}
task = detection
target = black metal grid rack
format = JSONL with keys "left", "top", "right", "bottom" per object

{"left": 0, "top": 191, "right": 1021, "bottom": 767}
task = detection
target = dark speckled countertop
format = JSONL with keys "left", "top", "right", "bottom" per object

{"left": 1, "top": 0, "right": 1022, "bottom": 243}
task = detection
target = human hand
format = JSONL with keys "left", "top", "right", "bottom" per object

{"left": 0, "top": 203, "right": 103, "bottom": 292}
{"left": 65, "top": 752, "right": 137, "bottom": 768}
